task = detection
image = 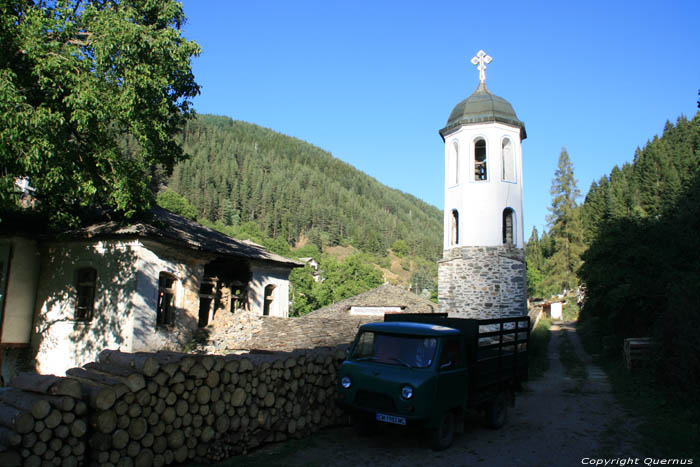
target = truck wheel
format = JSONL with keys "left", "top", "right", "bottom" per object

{"left": 485, "top": 391, "right": 509, "bottom": 429}
{"left": 353, "top": 415, "right": 377, "bottom": 437}
{"left": 430, "top": 411, "right": 455, "bottom": 451}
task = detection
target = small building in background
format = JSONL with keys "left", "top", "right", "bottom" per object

{"left": 549, "top": 301, "right": 563, "bottom": 320}
{"left": 298, "top": 257, "right": 321, "bottom": 282}
{"left": 540, "top": 300, "right": 564, "bottom": 320}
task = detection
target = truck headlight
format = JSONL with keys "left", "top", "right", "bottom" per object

{"left": 401, "top": 385, "right": 414, "bottom": 399}
{"left": 341, "top": 376, "right": 352, "bottom": 388}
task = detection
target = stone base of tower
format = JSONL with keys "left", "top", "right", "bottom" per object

{"left": 438, "top": 246, "right": 527, "bottom": 319}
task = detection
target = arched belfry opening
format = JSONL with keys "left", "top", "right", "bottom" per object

{"left": 474, "top": 138, "right": 487, "bottom": 181}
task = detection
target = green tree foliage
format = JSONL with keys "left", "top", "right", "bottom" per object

{"left": 580, "top": 176, "right": 608, "bottom": 245}
{"left": 157, "top": 189, "right": 197, "bottom": 220}
{"left": 391, "top": 239, "right": 410, "bottom": 257}
{"left": 292, "top": 243, "right": 321, "bottom": 259}
{"left": 314, "top": 254, "right": 384, "bottom": 306}
{"left": 0, "top": 0, "right": 199, "bottom": 225}
{"left": 409, "top": 256, "right": 438, "bottom": 301}
{"left": 168, "top": 115, "right": 442, "bottom": 262}
{"left": 578, "top": 113, "right": 700, "bottom": 397}
{"left": 289, "top": 253, "right": 384, "bottom": 316}
{"left": 288, "top": 265, "right": 318, "bottom": 317}
{"left": 542, "top": 148, "right": 585, "bottom": 294}
{"left": 161, "top": 114, "right": 442, "bottom": 302}
{"left": 525, "top": 226, "right": 545, "bottom": 297}
{"left": 0, "top": 0, "right": 200, "bottom": 228}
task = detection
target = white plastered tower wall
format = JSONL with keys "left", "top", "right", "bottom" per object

{"left": 442, "top": 122, "right": 525, "bottom": 250}
{"left": 437, "top": 51, "right": 527, "bottom": 319}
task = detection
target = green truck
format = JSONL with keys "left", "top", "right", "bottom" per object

{"left": 336, "top": 313, "right": 529, "bottom": 450}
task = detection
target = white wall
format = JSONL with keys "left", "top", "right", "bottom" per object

{"left": 32, "top": 240, "right": 140, "bottom": 375}
{"left": 250, "top": 261, "right": 293, "bottom": 317}
{"left": 32, "top": 239, "right": 208, "bottom": 375}
{"left": 443, "top": 122, "right": 525, "bottom": 250}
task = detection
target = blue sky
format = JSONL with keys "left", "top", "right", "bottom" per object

{"left": 180, "top": 0, "right": 700, "bottom": 238}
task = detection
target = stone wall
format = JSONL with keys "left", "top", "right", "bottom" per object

{"left": 438, "top": 245, "right": 527, "bottom": 319}
{"left": 0, "top": 347, "right": 349, "bottom": 467}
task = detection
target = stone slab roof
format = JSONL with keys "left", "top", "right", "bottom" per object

{"left": 62, "top": 207, "right": 303, "bottom": 268}
{"left": 238, "top": 316, "right": 373, "bottom": 352}
{"left": 306, "top": 283, "right": 437, "bottom": 318}
{"left": 240, "top": 284, "right": 439, "bottom": 352}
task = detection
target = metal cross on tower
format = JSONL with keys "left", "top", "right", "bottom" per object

{"left": 471, "top": 50, "right": 492, "bottom": 83}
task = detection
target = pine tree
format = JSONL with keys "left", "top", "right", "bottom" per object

{"left": 581, "top": 177, "right": 609, "bottom": 245}
{"left": 170, "top": 114, "right": 443, "bottom": 266}
{"left": 542, "top": 148, "right": 585, "bottom": 294}
{"left": 525, "top": 226, "right": 545, "bottom": 298}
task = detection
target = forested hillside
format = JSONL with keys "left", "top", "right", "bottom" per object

{"left": 527, "top": 113, "right": 700, "bottom": 400}
{"left": 577, "top": 113, "right": 700, "bottom": 395}
{"left": 167, "top": 114, "right": 442, "bottom": 261}
{"left": 156, "top": 114, "right": 442, "bottom": 315}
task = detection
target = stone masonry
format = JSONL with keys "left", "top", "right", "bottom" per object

{"left": 438, "top": 246, "right": 527, "bottom": 319}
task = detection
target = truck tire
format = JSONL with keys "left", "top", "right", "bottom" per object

{"left": 430, "top": 411, "right": 455, "bottom": 451}
{"left": 485, "top": 391, "right": 509, "bottom": 429}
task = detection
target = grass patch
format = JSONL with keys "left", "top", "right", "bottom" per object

{"left": 578, "top": 320, "right": 700, "bottom": 459}
{"left": 528, "top": 316, "right": 552, "bottom": 380}
{"left": 558, "top": 330, "right": 588, "bottom": 382}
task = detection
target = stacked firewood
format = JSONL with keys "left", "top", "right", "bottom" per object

{"left": 1, "top": 345, "right": 350, "bottom": 466}
{"left": 0, "top": 374, "right": 86, "bottom": 467}
{"left": 204, "top": 348, "right": 350, "bottom": 461}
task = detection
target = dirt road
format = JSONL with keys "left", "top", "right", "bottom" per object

{"left": 234, "top": 322, "right": 642, "bottom": 467}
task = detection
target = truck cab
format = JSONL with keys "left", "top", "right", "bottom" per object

{"left": 336, "top": 314, "right": 529, "bottom": 450}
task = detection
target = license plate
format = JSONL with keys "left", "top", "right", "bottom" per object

{"left": 376, "top": 413, "right": 406, "bottom": 425}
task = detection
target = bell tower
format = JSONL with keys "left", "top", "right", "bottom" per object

{"left": 438, "top": 50, "right": 527, "bottom": 318}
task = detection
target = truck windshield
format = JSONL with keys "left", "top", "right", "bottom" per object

{"left": 351, "top": 332, "right": 437, "bottom": 368}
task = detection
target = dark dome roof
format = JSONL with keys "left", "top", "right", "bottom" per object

{"left": 440, "top": 83, "right": 526, "bottom": 140}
